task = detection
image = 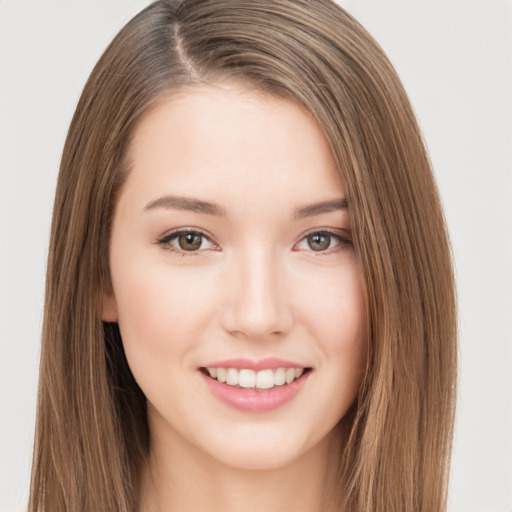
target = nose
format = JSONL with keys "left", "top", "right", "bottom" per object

{"left": 221, "top": 247, "right": 293, "bottom": 340}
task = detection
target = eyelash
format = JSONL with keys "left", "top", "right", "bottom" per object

{"left": 155, "top": 228, "right": 218, "bottom": 256}
{"left": 155, "top": 228, "right": 352, "bottom": 256}
{"left": 294, "top": 229, "right": 352, "bottom": 254}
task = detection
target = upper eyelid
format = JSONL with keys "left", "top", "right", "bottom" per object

{"left": 157, "top": 227, "right": 215, "bottom": 243}
{"left": 299, "top": 227, "right": 351, "bottom": 240}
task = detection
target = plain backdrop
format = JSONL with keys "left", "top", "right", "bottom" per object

{"left": 1, "top": 1, "right": 511, "bottom": 511}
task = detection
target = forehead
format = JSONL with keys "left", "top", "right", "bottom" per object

{"left": 122, "top": 82, "right": 344, "bottom": 213}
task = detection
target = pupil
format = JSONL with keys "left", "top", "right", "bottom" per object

{"left": 179, "top": 233, "right": 202, "bottom": 251}
{"left": 308, "top": 233, "right": 330, "bottom": 251}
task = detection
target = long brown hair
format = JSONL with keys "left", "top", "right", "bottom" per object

{"left": 29, "top": 1, "right": 457, "bottom": 510}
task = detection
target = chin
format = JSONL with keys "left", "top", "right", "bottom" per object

{"left": 196, "top": 420, "right": 339, "bottom": 472}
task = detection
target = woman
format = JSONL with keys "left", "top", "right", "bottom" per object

{"left": 29, "top": 0, "right": 457, "bottom": 511}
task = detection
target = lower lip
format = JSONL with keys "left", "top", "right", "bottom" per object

{"left": 200, "top": 371, "right": 311, "bottom": 413}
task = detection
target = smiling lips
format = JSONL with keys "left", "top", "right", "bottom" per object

{"left": 205, "top": 367, "right": 305, "bottom": 390}
{"left": 200, "top": 358, "right": 312, "bottom": 412}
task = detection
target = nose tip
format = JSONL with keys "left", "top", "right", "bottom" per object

{"left": 221, "top": 253, "right": 292, "bottom": 340}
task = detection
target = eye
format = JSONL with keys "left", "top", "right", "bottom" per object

{"left": 294, "top": 230, "right": 351, "bottom": 253}
{"left": 156, "top": 229, "right": 217, "bottom": 254}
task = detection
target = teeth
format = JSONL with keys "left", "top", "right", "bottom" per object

{"left": 206, "top": 366, "right": 307, "bottom": 390}
{"left": 216, "top": 367, "right": 227, "bottom": 383}
{"left": 226, "top": 368, "right": 239, "bottom": 386}
{"left": 256, "top": 369, "right": 274, "bottom": 390}
{"left": 274, "top": 367, "right": 286, "bottom": 386}
{"left": 239, "top": 369, "right": 256, "bottom": 388}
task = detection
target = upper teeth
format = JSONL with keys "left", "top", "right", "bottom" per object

{"left": 207, "top": 367, "right": 304, "bottom": 390}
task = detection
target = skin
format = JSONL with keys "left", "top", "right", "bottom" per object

{"left": 103, "top": 82, "right": 367, "bottom": 512}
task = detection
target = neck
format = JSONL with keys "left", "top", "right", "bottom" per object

{"left": 139, "top": 423, "right": 344, "bottom": 512}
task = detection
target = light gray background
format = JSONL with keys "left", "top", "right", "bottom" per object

{"left": 1, "top": 1, "right": 511, "bottom": 511}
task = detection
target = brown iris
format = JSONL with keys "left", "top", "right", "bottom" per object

{"left": 178, "top": 232, "right": 203, "bottom": 251}
{"left": 307, "top": 232, "right": 331, "bottom": 251}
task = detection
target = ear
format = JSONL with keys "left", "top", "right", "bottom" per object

{"left": 101, "top": 292, "right": 118, "bottom": 322}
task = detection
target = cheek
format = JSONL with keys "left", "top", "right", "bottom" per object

{"left": 110, "top": 255, "right": 218, "bottom": 374}
{"left": 330, "top": 278, "right": 367, "bottom": 361}
{"left": 336, "top": 274, "right": 367, "bottom": 370}
{"left": 299, "top": 265, "right": 368, "bottom": 397}
{"left": 299, "top": 264, "right": 367, "bottom": 350}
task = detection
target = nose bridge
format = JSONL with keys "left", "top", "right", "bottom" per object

{"left": 223, "top": 244, "right": 291, "bottom": 339}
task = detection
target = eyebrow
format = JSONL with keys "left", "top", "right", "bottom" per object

{"left": 143, "top": 195, "right": 348, "bottom": 218}
{"left": 293, "top": 198, "right": 348, "bottom": 219}
{"left": 143, "top": 195, "right": 226, "bottom": 216}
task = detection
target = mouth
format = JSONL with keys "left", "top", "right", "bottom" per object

{"left": 199, "top": 366, "right": 312, "bottom": 391}
{"left": 199, "top": 361, "right": 313, "bottom": 412}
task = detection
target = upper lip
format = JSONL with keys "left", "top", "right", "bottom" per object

{"left": 200, "top": 358, "right": 310, "bottom": 371}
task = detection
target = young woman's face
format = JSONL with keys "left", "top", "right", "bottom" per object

{"left": 104, "top": 83, "right": 367, "bottom": 471}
